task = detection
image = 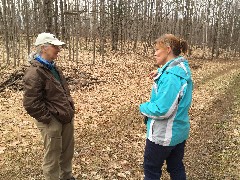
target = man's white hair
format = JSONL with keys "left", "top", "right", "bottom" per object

{"left": 36, "top": 43, "right": 51, "bottom": 54}
{"left": 28, "top": 43, "right": 51, "bottom": 62}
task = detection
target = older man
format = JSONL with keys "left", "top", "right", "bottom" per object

{"left": 23, "top": 33, "right": 75, "bottom": 180}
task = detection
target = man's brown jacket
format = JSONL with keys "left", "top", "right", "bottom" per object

{"left": 23, "top": 60, "right": 75, "bottom": 124}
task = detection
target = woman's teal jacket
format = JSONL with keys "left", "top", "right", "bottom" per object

{"left": 140, "top": 56, "right": 193, "bottom": 146}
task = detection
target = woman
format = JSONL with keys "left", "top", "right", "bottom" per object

{"left": 140, "top": 34, "right": 193, "bottom": 180}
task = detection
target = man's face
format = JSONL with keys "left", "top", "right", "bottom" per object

{"left": 42, "top": 44, "right": 61, "bottom": 61}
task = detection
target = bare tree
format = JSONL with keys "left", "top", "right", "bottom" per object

{"left": 2, "top": 0, "right": 10, "bottom": 64}
{"left": 99, "top": 0, "right": 106, "bottom": 62}
{"left": 92, "top": 0, "right": 97, "bottom": 64}
{"left": 43, "top": 0, "right": 53, "bottom": 32}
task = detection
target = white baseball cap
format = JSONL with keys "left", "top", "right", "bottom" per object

{"left": 34, "top": 32, "right": 65, "bottom": 46}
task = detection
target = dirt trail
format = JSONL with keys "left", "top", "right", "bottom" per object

{"left": 186, "top": 68, "right": 240, "bottom": 180}
{"left": 0, "top": 59, "right": 239, "bottom": 180}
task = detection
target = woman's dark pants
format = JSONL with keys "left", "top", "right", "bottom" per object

{"left": 144, "top": 139, "right": 186, "bottom": 180}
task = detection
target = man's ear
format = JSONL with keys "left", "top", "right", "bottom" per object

{"left": 41, "top": 46, "right": 46, "bottom": 52}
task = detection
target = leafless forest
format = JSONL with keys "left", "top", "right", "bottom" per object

{"left": 0, "top": 0, "right": 239, "bottom": 67}
{"left": 0, "top": 1, "right": 240, "bottom": 179}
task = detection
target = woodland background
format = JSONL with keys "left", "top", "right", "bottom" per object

{"left": 0, "top": 0, "right": 240, "bottom": 179}
{"left": 0, "top": 0, "right": 239, "bottom": 67}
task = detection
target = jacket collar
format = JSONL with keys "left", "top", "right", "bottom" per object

{"left": 153, "top": 56, "right": 185, "bottom": 80}
{"left": 34, "top": 54, "right": 55, "bottom": 70}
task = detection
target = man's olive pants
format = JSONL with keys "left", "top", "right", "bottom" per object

{"left": 34, "top": 117, "right": 74, "bottom": 180}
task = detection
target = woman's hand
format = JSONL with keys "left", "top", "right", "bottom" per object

{"left": 149, "top": 70, "right": 158, "bottom": 79}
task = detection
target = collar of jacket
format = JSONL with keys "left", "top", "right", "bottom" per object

{"left": 35, "top": 54, "right": 55, "bottom": 70}
{"left": 153, "top": 56, "right": 185, "bottom": 80}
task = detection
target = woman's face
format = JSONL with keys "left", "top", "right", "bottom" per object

{"left": 154, "top": 44, "right": 169, "bottom": 66}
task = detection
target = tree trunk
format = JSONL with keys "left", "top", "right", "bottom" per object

{"left": 2, "top": 0, "right": 10, "bottom": 64}
{"left": 44, "top": 0, "right": 53, "bottom": 32}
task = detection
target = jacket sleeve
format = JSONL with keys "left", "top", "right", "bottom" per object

{"left": 23, "top": 68, "right": 52, "bottom": 124}
{"left": 140, "top": 74, "right": 182, "bottom": 120}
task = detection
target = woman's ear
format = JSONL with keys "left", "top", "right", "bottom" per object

{"left": 167, "top": 46, "right": 172, "bottom": 54}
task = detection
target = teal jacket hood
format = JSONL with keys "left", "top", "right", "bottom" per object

{"left": 157, "top": 56, "right": 191, "bottom": 82}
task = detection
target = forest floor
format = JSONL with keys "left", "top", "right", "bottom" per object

{"left": 0, "top": 54, "right": 239, "bottom": 180}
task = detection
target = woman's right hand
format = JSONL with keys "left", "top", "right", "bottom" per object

{"left": 149, "top": 70, "right": 158, "bottom": 79}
